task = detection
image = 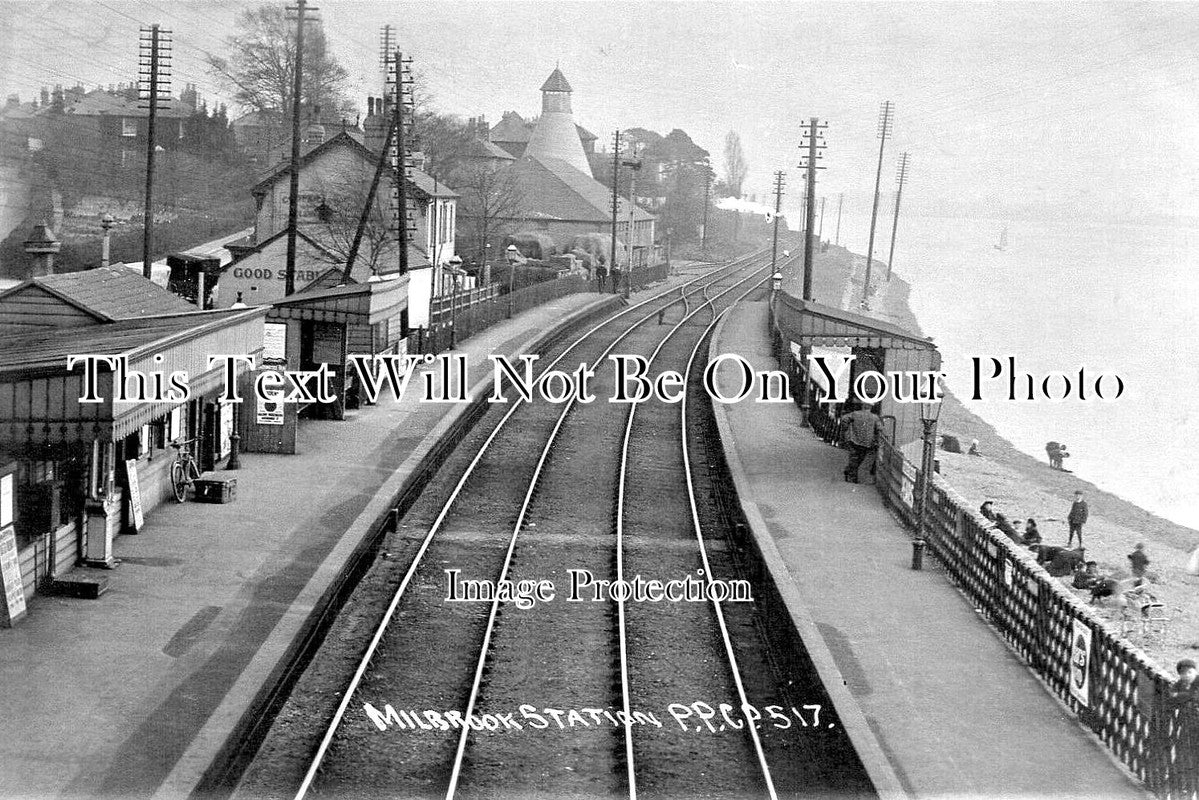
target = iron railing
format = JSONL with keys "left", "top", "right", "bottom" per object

{"left": 412, "top": 263, "right": 670, "bottom": 355}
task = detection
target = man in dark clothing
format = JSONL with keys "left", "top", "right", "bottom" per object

{"left": 1067, "top": 490, "right": 1089, "bottom": 547}
{"left": 1171, "top": 660, "right": 1199, "bottom": 708}
{"left": 979, "top": 500, "right": 997, "bottom": 521}
{"left": 1129, "top": 542, "right": 1150, "bottom": 581}
{"left": 1047, "top": 547, "right": 1086, "bottom": 578}
{"left": 838, "top": 403, "right": 883, "bottom": 484}
{"left": 994, "top": 513, "right": 1021, "bottom": 543}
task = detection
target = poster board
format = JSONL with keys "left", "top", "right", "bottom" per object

{"left": 263, "top": 322, "right": 287, "bottom": 365}
{"left": 1070, "top": 618, "right": 1092, "bottom": 708}
{"left": 0, "top": 524, "right": 27, "bottom": 627}
{"left": 256, "top": 369, "right": 285, "bottom": 426}
{"left": 125, "top": 459, "right": 145, "bottom": 532}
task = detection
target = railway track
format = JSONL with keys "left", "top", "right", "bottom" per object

{"left": 235, "top": 249, "right": 871, "bottom": 799}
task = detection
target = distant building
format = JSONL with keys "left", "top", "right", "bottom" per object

{"left": 464, "top": 67, "right": 655, "bottom": 268}
{"left": 488, "top": 75, "right": 600, "bottom": 177}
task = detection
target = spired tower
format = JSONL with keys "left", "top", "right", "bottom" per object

{"left": 524, "top": 67, "right": 592, "bottom": 176}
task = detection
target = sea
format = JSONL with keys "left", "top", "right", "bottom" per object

{"left": 837, "top": 212, "right": 1199, "bottom": 531}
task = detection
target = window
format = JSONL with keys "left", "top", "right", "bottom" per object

{"left": 121, "top": 149, "right": 135, "bottom": 168}
{"left": 121, "top": 118, "right": 137, "bottom": 137}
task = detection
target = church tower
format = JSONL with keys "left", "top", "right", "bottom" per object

{"left": 525, "top": 66, "right": 592, "bottom": 176}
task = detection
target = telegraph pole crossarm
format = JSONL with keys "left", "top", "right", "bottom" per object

{"left": 610, "top": 130, "right": 621, "bottom": 294}
{"left": 770, "top": 170, "right": 785, "bottom": 275}
{"left": 797, "top": 117, "right": 826, "bottom": 305}
{"left": 283, "top": 0, "right": 318, "bottom": 296}
{"left": 138, "top": 24, "right": 171, "bottom": 281}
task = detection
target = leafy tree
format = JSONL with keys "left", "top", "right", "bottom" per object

{"left": 206, "top": 5, "right": 353, "bottom": 119}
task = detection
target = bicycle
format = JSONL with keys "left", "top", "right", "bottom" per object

{"left": 169, "top": 439, "right": 201, "bottom": 503}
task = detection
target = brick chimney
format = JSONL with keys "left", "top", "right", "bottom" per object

{"left": 364, "top": 96, "right": 387, "bottom": 152}
{"left": 23, "top": 221, "right": 61, "bottom": 278}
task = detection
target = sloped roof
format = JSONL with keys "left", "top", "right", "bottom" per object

{"left": 514, "top": 156, "right": 654, "bottom": 224}
{"left": 252, "top": 130, "right": 457, "bottom": 199}
{"left": 65, "top": 89, "right": 190, "bottom": 119}
{"left": 540, "top": 68, "right": 573, "bottom": 93}
{"left": 0, "top": 266, "right": 196, "bottom": 320}
{"left": 0, "top": 309, "right": 265, "bottom": 378}
{"left": 488, "top": 111, "right": 595, "bottom": 148}
{"left": 462, "top": 137, "right": 516, "bottom": 161}
{"left": 490, "top": 111, "right": 531, "bottom": 144}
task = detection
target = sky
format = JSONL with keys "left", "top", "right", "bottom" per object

{"left": 1, "top": 1, "right": 1197, "bottom": 224}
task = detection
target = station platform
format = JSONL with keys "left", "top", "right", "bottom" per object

{"left": 711, "top": 299, "right": 1147, "bottom": 798}
{"left": 0, "top": 281, "right": 665, "bottom": 799}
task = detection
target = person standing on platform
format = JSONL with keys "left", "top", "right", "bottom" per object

{"left": 1067, "top": 490, "right": 1089, "bottom": 547}
{"left": 838, "top": 403, "right": 883, "bottom": 484}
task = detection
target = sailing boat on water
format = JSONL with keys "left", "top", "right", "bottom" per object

{"left": 994, "top": 225, "right": 1009, "bottom": 251}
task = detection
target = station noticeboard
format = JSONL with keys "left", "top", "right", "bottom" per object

{"left": 125, "top": 459, "right": 145, "bottom": 532}
{"left": 0, "top": 464, "right": 27, "bottom": 627}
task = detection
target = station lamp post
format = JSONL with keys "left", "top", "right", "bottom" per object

{"left": 913, "top": 396, "right": 942, "bottom": 569}
{"left": 506, "top": 244, "right": 519, "bottom": 318}
{"left": 771, "top": 271, "right": 782, "bottom": 304}
{"left": 483, "top": 241, "right": 492, "bottom": 286}
{"left": 448, "top": 255, "right": 463, "bottom": 350}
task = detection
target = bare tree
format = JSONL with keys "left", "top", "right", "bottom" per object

{"left": 206, "top": 5, "right": 353, "bottom": 120}
{"left": 452, "top": 162, "right": 525, "bottom": 265}
{"left": 723, "top": 131, "right": 748, "bottom": 241}
{"left": 305, "top": 173, "right": 393, "bottom": 276}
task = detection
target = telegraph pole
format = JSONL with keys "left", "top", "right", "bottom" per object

{"left": 700, "top": 163, "right": 712, "bottom": 259}
{"left": 621, "top": 143, "right": 642, "bottom": 299}
{"left": 835, "top": 192, "right": 844, "bottom": 246}
{"left": 610, "top": 130, "right": 621, "bottom": 293}
{"left": 886, "top": 152, "right": 910, "bottom": 281}
{"left": 284, "top": 0, "right": 316, "bottom": 296}
{"left": 818, "top": 197, "right": 826, "bottom": 240}
{"left": 343, "top": 26, "right": 401, "bottom": 282}
{"left": 138, "top": 23, "right": 170, "bottom": 280}
{"left": 862, "top": 100, "right": 894, "bottom": 309}
{"left": 770, "top": 170, "right": 785, "bottom": 274}
{"left": 798, "top": 117, "right": 826, "bottom": 304}
{"left": 389, "top": 49, "right": 415, "bottom": 277}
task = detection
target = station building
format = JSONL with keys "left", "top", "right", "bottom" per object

{"left": 0, "top": 262, "right": 264, "bottom": 609}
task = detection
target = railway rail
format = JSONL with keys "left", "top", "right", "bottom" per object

{"left": 234, "top": 249, "right": 871, "bottom": 800}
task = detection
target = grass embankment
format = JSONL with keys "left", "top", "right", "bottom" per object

{"left": 790, "top": 243, "right": 1199, "bottom": 672}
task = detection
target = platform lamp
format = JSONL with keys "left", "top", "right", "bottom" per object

{"left": 913, "top": 396, "right": 942, "bottom": 569}
{"left": 223, "top": 292, "right": 249, "bottom": 470}
{"left": 99, "top": 213, "right": 115, "bottom": 268}
{"left": 506, "top": 244, "right": 519, "bottom": 318}
{"left": 448, "top": 255, "right": 463, "bottom": 350}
